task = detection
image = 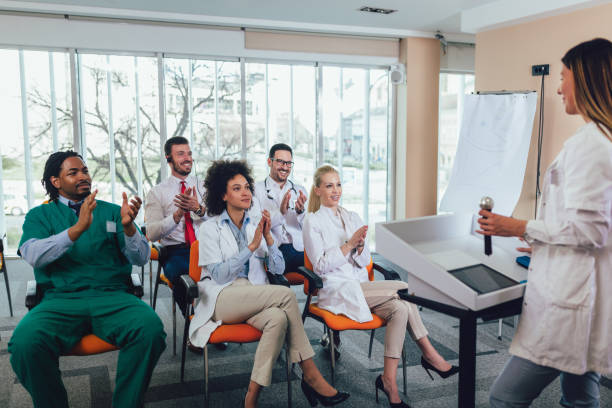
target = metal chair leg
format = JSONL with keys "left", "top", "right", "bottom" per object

{"left": 368, "top": 329, "right": 375, "bottom": 358}
{"left": 401, "top": 345, "right": 407, "bottom": 397}
{"left": 329, "top": 327, "right": 335, "bottom": 386}
{"left": 149, "top": 260, "right": 153, "bottom": 305}
{"left": 204, "top": 345, "right": 209, "bottom": 408}
{"left": 152, "top": 273, "right": 160, "bottom": 310}
{"left": 172, "top": 291, "right": 177, "bottom": 356}
{"left": 180, "top": 315, "right": 190, "bottom": 382}
{"left": 2, "top": 265, "right": 13, "bottom": 317}
{"left": 286, "top": 346, "right": 292, "bottom": 408}
{"left": 497, "top": 318, "right": 503, "bottom": 340}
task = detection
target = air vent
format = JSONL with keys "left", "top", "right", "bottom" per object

{"left": 358, "top": 6, "right": 397, "bottom": 15}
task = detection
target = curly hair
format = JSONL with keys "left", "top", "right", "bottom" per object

{"left": 42, "top": 150, "right": 83, "bottom": 202}
{"left": 204, "top": 159, "right": 255, "bottom": 216}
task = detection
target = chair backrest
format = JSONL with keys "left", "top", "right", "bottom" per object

{"left": 188, "top": 240, "right": 201, "bottom": 282}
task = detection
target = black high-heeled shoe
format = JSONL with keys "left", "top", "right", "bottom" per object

{"left": 301, "top": 379, "right": 350, "bottom": 407}
{"left": 375, "top": 375, "right": 411, "bottom": 408}
{"left": 420, "top": 356, "right": 459, "bottom": 380}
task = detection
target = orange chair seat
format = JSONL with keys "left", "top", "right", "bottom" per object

{"left": 68, "top": 334, "right": 119, "bottom": 356}
{"left": 160, "top": 272, "right": 173, "bottom": 288}
{"left": 209, "top": 324, "right": 263, "bottom": 344}
{"left": 150, "top": 247, "right": 159, "bottom": 261}
{"left": 309, "top": 303, "right": 385, "bottom": 331}
{"left": 284, "top": 272, "right": 305, "bottom": 286}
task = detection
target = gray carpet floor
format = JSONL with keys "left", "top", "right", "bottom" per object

{"left": 1, "top": 258, "right": 610, "bottom": 408}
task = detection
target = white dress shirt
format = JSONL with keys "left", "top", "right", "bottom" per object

{"left": 253, "top": 176, "right": 307, "bottom": 251}
{"left": 144, "top": 174, "right": 206, "bottom": 245}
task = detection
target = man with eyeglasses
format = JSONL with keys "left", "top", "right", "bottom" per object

{"left": 254, "top": 143, "right": 308, "bottom": 275}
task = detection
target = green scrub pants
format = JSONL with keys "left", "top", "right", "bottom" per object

{"left": 8, "top": 291, "right": 167, "bottom": 408}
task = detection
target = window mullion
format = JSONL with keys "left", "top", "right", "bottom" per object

{"left": 48, "top": 52, "right": 59, "bottom": 152}
{"left": 69, "top": 49, "right": 82, "bottom": 153}
{"left": 214, "top": 60, "right": 219, "bottom": 159}
{"left": 18, "top": 51, "right": 34, "bottom": 211}
{"left": 363, "top": 70, "right": 371, "bottom": 225}
{"left": 106, "top": 55, "right": 117, "bottom": 204}
{"left": 134, "top": 57, "right": 144, "bottom": 202}
{"left": 240, "top": 58, "right": 247, "bottom": 159}
{"left": 157, "top": 53, "right": 167, "bottom": 180}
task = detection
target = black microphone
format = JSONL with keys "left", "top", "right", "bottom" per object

{"left": 479, "top": 196, "right": 494, "bottom": 256}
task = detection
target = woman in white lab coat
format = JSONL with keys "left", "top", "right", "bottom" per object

{"left": 188, "top": 160, "right": 349, "bottom": 408}
{"left": 478, "top": 38, "right": 612, "bottom": 408}
{"left": 303, "top": 165, "right": 458, "bottom": 408}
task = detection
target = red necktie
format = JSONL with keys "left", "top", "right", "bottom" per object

{"left": 180, "top": 181, "right": 197, "bottom": 245}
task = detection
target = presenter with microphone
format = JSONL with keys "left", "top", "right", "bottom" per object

{"left": 477, "top": 38, "right": 612, "bottom": 407}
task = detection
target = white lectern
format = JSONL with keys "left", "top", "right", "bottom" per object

{"left": 376, "top": 213, "right": 528, "bottom": 408}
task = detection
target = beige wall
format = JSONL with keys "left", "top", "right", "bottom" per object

{"left": 475, "top": 3, "right": 612, "bottom": 219}
{"left": 397, "top": 37, "right": 440, "bottom": 218}
{"left": 245, "top": 30, "right": 399, "bottom": 58}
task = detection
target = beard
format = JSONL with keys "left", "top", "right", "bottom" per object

{"left": 74, "top": 182, "right": 92, "bottom": 200}
{"left": 171, "top": 159, "right": 191, "bottom": 176}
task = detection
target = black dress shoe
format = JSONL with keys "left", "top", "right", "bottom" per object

{"left": 375, "top": 375, "right": 411, "bottom": 407}
{"left": 187, "top": 341, "right": 203, "bottom": 355}
{"left": 301, "top": 379, "right": 350, "bottom": 407}
{"left": 420, "top": 356, "right": 459, "bottom": 380}
{"left": 214, "top": 342, "right": 228, "bottom": 351}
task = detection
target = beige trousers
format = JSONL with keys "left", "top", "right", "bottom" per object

{"left": 213, "top": 278, "right": 315, "bottom": 386}
{"left": 361, "top": 280, "right": 429, "bottom": 359}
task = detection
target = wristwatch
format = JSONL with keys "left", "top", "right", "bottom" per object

{"left": 194, "top": 205, "right": 204, "bottom": 217}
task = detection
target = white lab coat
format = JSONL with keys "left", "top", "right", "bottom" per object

{"left": 188, "top": 211, "right": 270, "bottom": 347}
{"left": 254, "top": 176, "right": 308, "bottom": 251}
{"left": 511, "top": 122, "right": 612, "bottom": 375}
{"left": 302, "top": 206, "right": 373, "bottom": 323}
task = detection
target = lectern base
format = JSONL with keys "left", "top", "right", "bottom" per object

{"left": 399, "top": 293, "right": 523, "bottom": 408}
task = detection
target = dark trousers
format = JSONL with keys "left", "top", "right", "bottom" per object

{"left": 279, "top": 244, "right": 304, "bottom": 273}
{"left": 161, "top": 245, "right": 190, "bottom": 315}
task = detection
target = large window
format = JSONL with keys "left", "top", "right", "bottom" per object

{"left": 437, "top": 73, "right": 474, "bottom": 211}
{"left": 0, "top": 49, "right": 392, "bottom": 254}
{"left": 0, "top": 50, "right": 72, "bottom": 253}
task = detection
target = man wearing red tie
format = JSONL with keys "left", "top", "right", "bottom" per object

{"left": 145, "top": 136, "right": 206, "bottom": 315}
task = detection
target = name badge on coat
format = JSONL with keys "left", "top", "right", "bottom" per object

{"left": 106, "top": 221, "right": 117, "bottom": 233}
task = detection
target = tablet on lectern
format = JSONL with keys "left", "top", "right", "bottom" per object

{"left": 448, "top": 264, "right": 518, "bottom": 294}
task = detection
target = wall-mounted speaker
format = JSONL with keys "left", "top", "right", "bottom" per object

{"left": 390, "top": 63, "right": 406, "bottom": 85}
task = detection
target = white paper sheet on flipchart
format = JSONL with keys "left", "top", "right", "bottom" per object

{"left": 439, "top": 92, "right": 538, "bottom": 216}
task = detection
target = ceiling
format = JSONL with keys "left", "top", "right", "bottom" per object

{"left": 0, "top": 0, "right": 608, "bottom": 40}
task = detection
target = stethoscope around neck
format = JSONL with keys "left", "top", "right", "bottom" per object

{"left": 265, "top": 178, "right": 297, "bottom": 202}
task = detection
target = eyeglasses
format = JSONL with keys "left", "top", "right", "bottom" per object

{"left": 271, "top": 158, "right": 294, "bottom": 167}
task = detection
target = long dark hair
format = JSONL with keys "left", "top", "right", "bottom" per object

{"left": 562, "top": 38, "right": 612, "bottom": 140}
{"left": 204, "top": 159, "right": 254, "bottom": 216}
{"left": 41, "top": 151, "right": 83, "bottom": 202}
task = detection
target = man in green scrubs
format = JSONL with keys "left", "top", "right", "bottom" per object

{"left": 8, "top": 151, "right": 166, "bottom": 408}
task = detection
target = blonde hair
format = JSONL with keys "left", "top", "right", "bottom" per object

{"left": 308, "top": 165, "right": 339, "bottom": 213}
{"left": 562, "top": 38, "right": 612, "bottom": 140}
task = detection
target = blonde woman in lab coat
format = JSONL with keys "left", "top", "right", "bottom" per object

{"left": 478, "top": 38, "right": 612, "bottom": 407}
{"left": 189, "top": 160, "right": 349, "bottom": 408}
{"left": 303, "top": 165, "right": 458, "bottom": 408}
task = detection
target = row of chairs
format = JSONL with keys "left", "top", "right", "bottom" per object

{"left": 16, "top": 232, "right": 420, "bottom": 407}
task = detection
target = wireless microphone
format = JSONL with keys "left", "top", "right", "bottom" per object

{"left": 479, "top": 196, "right": 494, "bottom": 256}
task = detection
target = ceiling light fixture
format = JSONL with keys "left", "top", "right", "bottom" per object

{"left": 358, "top": 6, "right": 397, "bottom": 15}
